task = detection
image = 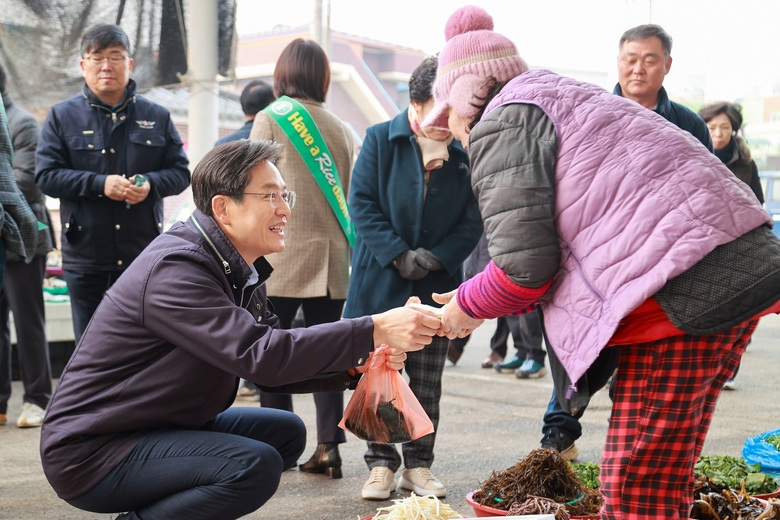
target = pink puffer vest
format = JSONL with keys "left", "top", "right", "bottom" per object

{"left": 486, "top": 70, "right": 771, "bottom": 383}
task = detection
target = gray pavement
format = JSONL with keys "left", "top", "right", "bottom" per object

{"left": 1, "top": 315, "right": 778, "bottom": 520}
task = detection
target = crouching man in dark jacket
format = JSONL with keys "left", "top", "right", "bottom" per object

{"left": 40, "top": 139, "right": 442, "bottom": 520}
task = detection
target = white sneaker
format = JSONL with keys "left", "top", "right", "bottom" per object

{"left": 235, "top": 385, "right": 261, "bottom": 402}
{"left": 16, "top": 402, "right": 45, "bottom": 428}
{"left": 362, "top": 466, "right": 395, "bottom": 500}
{"left": 399, "top": 467, "right": 446, "bottom": 497}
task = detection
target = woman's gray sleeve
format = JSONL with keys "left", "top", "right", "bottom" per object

{"left": 468, "top": 103, "right": 560, "bottom": 288}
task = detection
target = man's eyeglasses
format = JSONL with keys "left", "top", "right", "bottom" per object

{"left": 84, "top": 54, "right": 129, "bottom": 66}
{"left": 243, "top": 190, "right": 296, "bottom": 209}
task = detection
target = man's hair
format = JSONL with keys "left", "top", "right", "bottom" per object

{"left": 619, "top": 24, "right": 673, "bottom": 58}
{"left": 698, "top": 102, "right": 744, "bottom": 132}
{"left": 240, "top": 80, "right": 275, "bottom": 117}
{"left": 409, "top": 55, "right": 438, "bottom": 104}
{"left": 192, "top": 139, "right": 282, "bottom": 216}
{"left": 273, "top": 38, "right": 330, "bottom": 102}
{"left": 0, "top": 63, "right": 6, "bottom": 95}
{"left": 80, "top": 23, "right": 131, "bottom": 56}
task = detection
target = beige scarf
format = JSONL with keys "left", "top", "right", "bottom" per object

{"left": 409, "top": 106, "right": 454, "bottom": 171}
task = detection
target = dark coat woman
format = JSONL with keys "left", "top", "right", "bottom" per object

{"left": 699, "top": 101, "right": 764, "bottom": 203}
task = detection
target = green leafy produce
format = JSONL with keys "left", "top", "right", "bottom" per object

{"left": 570, "top": 461, "right": 600, "bottom": 490}
{"left": 694, "top": 454, "right": 778, "bottom": 494}
{"left": 765, "top": 434, "right": 780, "bottom": 451}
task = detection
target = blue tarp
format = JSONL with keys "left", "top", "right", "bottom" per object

{"left": 743, "top": 428, "right": 780, "bottom": 478}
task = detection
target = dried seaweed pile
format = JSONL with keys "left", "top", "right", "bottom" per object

{"left": 690, "top": 474, "right": 780, "bottom": 520}
{"left": 472, "top": 448, "right": 602, "bottom": 517}
{"left": 344, "top": 400, "right": 412, "bottom": 443}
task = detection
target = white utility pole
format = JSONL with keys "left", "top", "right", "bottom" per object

{"left": 312, "top": 0, "right": 331, "bottom": 51}
{"left": 186, "top": 0, "right": 219, "bottom": 169}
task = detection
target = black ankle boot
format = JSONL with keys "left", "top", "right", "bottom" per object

{"left": 299, "top": 443, "right": 342, "bottom": 479}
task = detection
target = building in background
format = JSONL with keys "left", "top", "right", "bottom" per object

{"left": 229, "top": 25, "right": 428, "bottom": 151}
{"left": 743, "top": 94, "right": 780, "bottom": 170}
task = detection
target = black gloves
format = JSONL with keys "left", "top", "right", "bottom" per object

{"left": 394, "top": 250, "right": 428, "bottom": 280}
{"left": 393, "top": 248, "right": 444, "bottom": 280}
{"left": 414, "top": 248, "right": 444, "bottom": 271}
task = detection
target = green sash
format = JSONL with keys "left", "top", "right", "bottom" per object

{"left": 263, "top": 96, "right": 355, "bottom": 247}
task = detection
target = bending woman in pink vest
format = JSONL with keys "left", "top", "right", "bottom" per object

{"left": 426, "top": 6, "right": 780, "bottom": 520}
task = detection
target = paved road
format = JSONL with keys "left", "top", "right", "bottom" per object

{"left": 2, "top": 315, "right": 778, "bottom": 519}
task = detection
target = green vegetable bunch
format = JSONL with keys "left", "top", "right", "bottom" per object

{"left": 570, "top": 461, "right": 600, "bottom": 490}
{"left": 765, "top": 434, "right": 780, "bottom": 451}
{"left": 694, "top": 454, "right": 777, "bottom": 494}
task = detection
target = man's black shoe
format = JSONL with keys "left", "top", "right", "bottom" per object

{"left": 540, "top": 427, "right": 579, "bottom": 461}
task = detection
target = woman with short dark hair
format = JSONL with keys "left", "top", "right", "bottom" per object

{"left": 699, "top": 101, "right": 764, "bottom": 204}
{"left": 698, "top": 101, "right": 765, "bottom": 391}
{"left": 249, "top": 38, "right": 354, "bottom": 479}
{"left": 272, "top": 38, "right": 331, "bottom": 102}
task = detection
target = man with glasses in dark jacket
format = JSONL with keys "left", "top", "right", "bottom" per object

{"left": 35, "top": 23, "right": 190, "bottom": 343}
{"left": 40, "top": 139, "right": 442, "bottom": 520}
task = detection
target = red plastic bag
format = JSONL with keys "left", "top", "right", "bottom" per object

{"left": 339, "top": 344, "right": 434, "bottom": 443}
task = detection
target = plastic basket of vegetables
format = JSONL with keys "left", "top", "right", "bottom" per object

{"left": 743, "top": 429, "right": 780, "bottom": 480}
{"left": 694, "top": 454, "right": 778, "bottom": 496}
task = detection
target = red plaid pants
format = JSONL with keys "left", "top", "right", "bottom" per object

{"left": 599, "top": 319, "right": 758, "bottom": 520}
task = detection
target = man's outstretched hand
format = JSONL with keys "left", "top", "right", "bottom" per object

{"left": 370, "top": 297, "right": 442, "bottom": 351}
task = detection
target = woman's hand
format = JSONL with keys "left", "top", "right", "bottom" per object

{"left": 432, "top": 289, "right": 484, "bottom": 338}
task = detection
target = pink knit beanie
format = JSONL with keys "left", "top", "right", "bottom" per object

{"left": 422, "top": 5, "right": 528, "bottom": 130}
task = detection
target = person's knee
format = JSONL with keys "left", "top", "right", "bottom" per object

{"left": 283, "top": 413, "right": 307, "bottom": 469}
{"left": 240, "top": 421, "right": 308, "bottom": 512}
{"left": 244, "top": 410, "right": 306, "bottom": 473}
{"left": 234, "top": 443, "right": 285, "bottom": 512}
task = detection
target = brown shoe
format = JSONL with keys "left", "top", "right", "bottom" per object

{"left": 481, "top": 351, "right": 504, "bottom": 369}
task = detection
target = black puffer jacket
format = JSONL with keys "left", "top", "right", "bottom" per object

{"left": 613, "top": 84, "right": 713, "bottom": 152}
{"left": 0, "top": 97, "right": 37, "bottom": 262}
{"left": 2, "top": 92, "right": 54, "bottom": 262}
{"left": 716, "top": 135, "right": 764, "bottom": 204}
